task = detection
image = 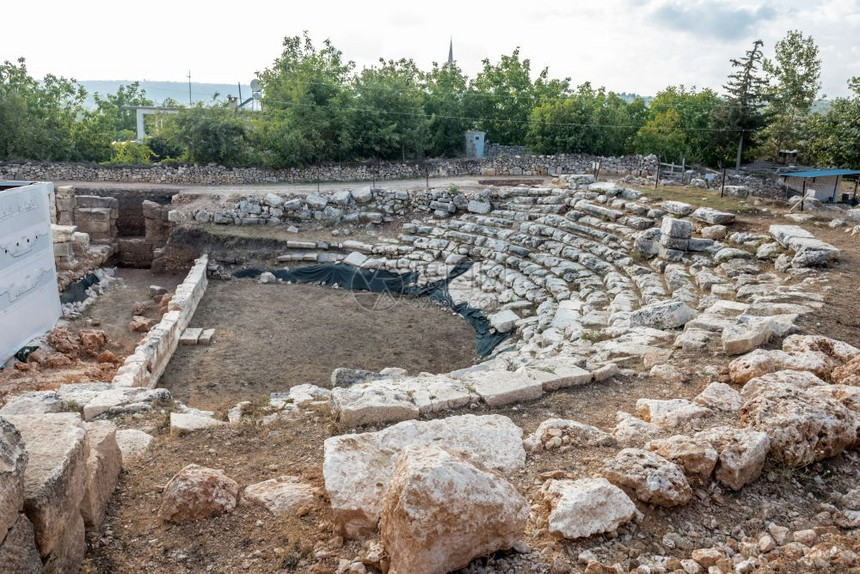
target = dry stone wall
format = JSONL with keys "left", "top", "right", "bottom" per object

{"left": 0, "top": 154, "right": 658, "bottom": 186}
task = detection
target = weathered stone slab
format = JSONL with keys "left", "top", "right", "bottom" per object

{"left": 693, "top": 207, "right": 735, "bottom": 225}
{"left": 523, "top": 418, "right": 614, "bottom": 453}
{"left": 661, "top": 217, "right": 692, "bottom": 239}
{"left": 170, "top": 411, "right": 225, "bottom": 436}
{"left": 242, "top": 476, "right": 319, "bottom": 516}
{"left": 463, "top": 370, "right": 544, "bottom": 407}
{"left": 331, "top": 383, "right": 420, "bottom": 427}
{"left": 489, "top": 309, "right": 519, "bottom": 333}
{"left": 646, "top": 435, "right": 718, "bottom": 486}
{"left": 695, "top": 427, "right": 769, "bottom": 490}
{"left": 323, "top": 414, "right": 525, "bottom": 536}
{"left": 83, "top": 387, "right": 171, "bottom": 421}
{"left": 636, "top": 399, "right": 712, "bottom": 429}
{"left": 179, "top": 327, "right": 202, "bottom": 345}
{"left": 629, "top": 300, "right": 697, "bottom": 330}
{"left": 0, "top": 392, "right": 67, "bottom": 415}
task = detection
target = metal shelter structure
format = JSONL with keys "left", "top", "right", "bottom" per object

{"left": 781, "top": 169, "right": 860, "bottom": 203}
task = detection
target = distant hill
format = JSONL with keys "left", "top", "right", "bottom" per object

{"left": 78, "top": 80, "right": 253, "bottom": 110}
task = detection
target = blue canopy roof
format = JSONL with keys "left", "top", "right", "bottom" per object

{"left": 782, "top": 169, "right": 860, "bottom": 178}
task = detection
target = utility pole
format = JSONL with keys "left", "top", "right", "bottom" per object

{"left": 187, "top": 71, "right": 192, "bottom": 106}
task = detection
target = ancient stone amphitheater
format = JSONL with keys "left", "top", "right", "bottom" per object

{"left": 2, "top": 170, "right": 860, "bottom": 574}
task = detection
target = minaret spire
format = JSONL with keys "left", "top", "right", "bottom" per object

{"left": 447, "top": 37, "right": 454, "bottom": 66}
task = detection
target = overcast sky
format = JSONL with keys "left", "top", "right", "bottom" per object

{"left": 7, "top": 0, "right": 859, "bottom": 98}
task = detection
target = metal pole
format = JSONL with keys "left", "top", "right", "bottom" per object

{"left": 680, "top": 155, "right": 686, "bottom": 184}
{"left": 187, "top": 71, "right": 192, "bottom": 106}
{"left": 425, "top": 162, "right": 429, "bottom": 190}
{"left": 853, "top": 179, "right": 858, "bottom": 204}
{"left": 720, "top": 169, "right": 727, "bottom": 198}
{"left": 317, "top": 166, "right": 320, "bottom": 194}
{"left": 594, "top": 160, "right": 601, "bottom": 182}
{"left": 654, "top": 160, "right": 661, "bottom": 190}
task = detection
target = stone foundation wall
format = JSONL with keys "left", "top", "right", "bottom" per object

{"left": 111, "top": 254, "right": 208, "bottom": 389}
{"left": 0, "top": 154, "right": 658, "bottom": 186}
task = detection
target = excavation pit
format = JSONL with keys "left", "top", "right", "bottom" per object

{"left": 158, "top": 279, "right": 480, "bottom": 411}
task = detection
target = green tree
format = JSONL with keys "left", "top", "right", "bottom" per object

{"left": 470, "top": 48, "right": 568, "bottom": 145}
{"left": 804, "top": 77, "right": 860, "bottom": 168}
{"left": 0, "top": 58, "right": 86, "bottom": 161}
{"left": 164, "top": 104, "right": 249, "bottom": 165}
{"left": 527, "top": 83, "right": 646, "bottom": 156}
{"left": 257, "top": 33, "right": 354, "bottom": 167}
{"left": 421, "top": 62, "right": 474, "bottom": 157}
{"left": 760, "top": 30, "right": 822, "bottom": 160}
{"left": 349, "top": 58, "right": 428, "bottom": 161}
{"left": 92, "top": 82, "right": 154, "bottom": 141}
{"left": 634, "top": 86, "right": 723, "bottom": 165}
{"left": 711, "top": 40, "right": 767, "bottom": 169}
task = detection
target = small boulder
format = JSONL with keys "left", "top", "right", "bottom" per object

{"left": 380, "top": 445, "right": 528, "bottom": 574}
{"left": 542, "top": 478, "right": 639, "bottom": 539}
{"left": 695, "top": 427, "right": 769, "bottom": 490}
{"left": 645, "top": 435, "right": 718, "bottom": 486}
{"left": 159, "top": 464, "right": 239, "bottom": 524}
{"left": 0, "top": 417, "right": 28, "bottom": 540}
{"left": 636, "top": 399, "right": 712, "bottom": 429}
{"left": 114, "top": 429, "right": 155, "bottom": 464}
{"left": 603, "top": 448, "right": 692, "bottom": 507}
{"left": 694, "top": 382, "right": 742, "bottom": 413}
{"left": 129, "top": 315, "right": 153, "bottom": 332}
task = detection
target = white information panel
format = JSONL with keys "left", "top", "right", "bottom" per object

{"left": 0, "top": 182, "right": 62, "bottom": 363}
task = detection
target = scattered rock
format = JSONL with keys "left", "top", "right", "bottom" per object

{"left": 523, "top": 418, "right": 615, "bottom": 453}
{"left": 543, "top": 478, "right": 639, "bottom": 539}
{"left": 0, "top": 417, "right": 28, "bottom": 540}
{"left": 129, "top": 315, "right": 153, "bottom": 332}
{"left": 159, "top": 464, "right": 239, "bottom": 524}
{"left": 695, "top": 426, "right": 769, "bottom": 490}
{"left": 645, "top": 435, "right": 718, "bottom": 485}
{"left": 0, "top": 392, "right": 67, "bottom": 416}
{"left": 114, "top": 429, "right": 155, "bottom": 464}
{"left": 694, "top": 382, "right": 742, "bottom": 412}
{"left": 603, "top": 448, "right": 692, "bottom": 507}
{"left": 636, "top": 398, "right": 712, "bottom": 429}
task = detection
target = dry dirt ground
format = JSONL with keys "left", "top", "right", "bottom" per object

{"left": 159, "top": 280, "right": 480, "bottom": 412}
{"left": 0, "top": 269, "right": 183, "bottom": 403}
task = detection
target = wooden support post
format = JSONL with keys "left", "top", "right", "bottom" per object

{"left": 425, "top": 163, "right": 429, "bottom": 190}
{"left": 833, "top": 177, "right": 840, "bottom": 203}
{"left": 680, "top": 156, "right": 686, "bottom": 184}
{"left": 853, "top": 179, "right": 858, "bottom": 204}
{"left": 720, "top": 169, "right": 727, "bottom": 197}
{"left": 317, "top": 166, "right": 321, "bottom": 194}
{"left": 594, "top": 160, "right": 601, "bottom": 182}
{"left": 801, "top": 180, "right": 807, "bottom": 211}
{"left": 655, "top": 161, "right": 661, "bottom": 190}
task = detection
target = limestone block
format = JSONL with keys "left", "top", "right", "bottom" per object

{"left": 629, "top": 300, "right": 697, "bottom": 330}
{"left": 694, "top": 382, "right": 742, "bottom": 412}
{"left": 179, "top": 327, "right": 202, "bottom": 345}
{"left": 169, "top": 411, "right": 225, "bottom": 436}
{"left": 489, "top": 309, "right": 519, "bottom": 333}
{"left": 463, "top": 370, "right": 544, "bottom": 407}
{"left": 323, "top": 414, "right": 525, "bottom": 536}
{"left": 692, "top": 207, "right": 735, "bottom": 225}
{"left": 82, "top": 388, "right": 171, "bottom": 421}
{"left": 0, "top": 417, "right": 28, "bottom": 540}
{"left": 79, "top": 421, "right": 122, "bottom": 529}
{"left": 0, "top": 514, "right": 41, "bottom": 574}
{"left": 543, "top": 478, "right": 639, "bottom": 539}
{"left": 0, "top": 391, "right": 67, "bottom": 416}
{"left": 660, "top": 217, "right": 692, "bottom": 239}
{"left": 4, "top": 413, "right": 88, "bottom": 558}
{"left": 739, "top": 385, "right": 858, "bottom": 467}
{"left": 115, "top": 429, "right": 155, "bottom": 464}
{"left": 523, "top": 418, "right": 614, "bottom": 453}
{"left": 330, "top": 384, "right": 419, "bottom": 427}
{"left": 663, "top": 201, "right": 694, "bottom": 216}
{"left": 242, "top": 476, "right": 319, "bottom": 516}
{"left": 380, "top": 446, "right": 527, "bottom": 574}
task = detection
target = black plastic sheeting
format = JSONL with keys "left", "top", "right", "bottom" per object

{"left": 233, "top": 261, "right": 512, "bottom": 357}
{"left": 60, "top": 272, "right": 101, "bottom": 305}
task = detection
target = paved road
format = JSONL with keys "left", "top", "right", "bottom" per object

{"left": 57, "top": 174, "right": 551, "bottom": 196}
